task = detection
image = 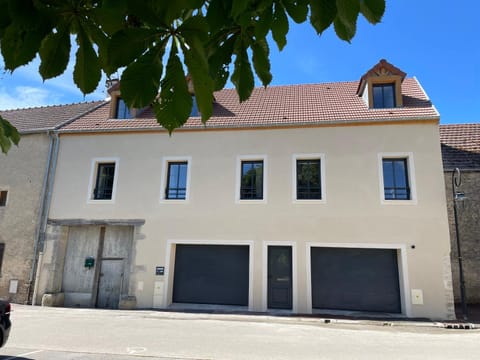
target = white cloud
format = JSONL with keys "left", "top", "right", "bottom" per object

{"left": 0, "top": 86, "right": 59, "bottom": 110}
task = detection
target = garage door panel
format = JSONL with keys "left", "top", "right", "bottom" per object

{"left": 311, "top": 247, "right": 401, "bottom": 313}
{"left": 173, "top": 245, "right": 249, "bottom": 306}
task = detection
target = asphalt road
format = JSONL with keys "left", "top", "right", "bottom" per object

{"left": 0, "top": 305, "right": 479, "bottom": 360}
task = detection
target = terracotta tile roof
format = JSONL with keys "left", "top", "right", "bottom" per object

{"left": 0, "top": 101, "right": 105, "bottom": 133}
{"left": 61, "top": 78, "right": 438, "bottom": 133}
{"left": 440, "top": 124, "right": 480, "bottom": 170}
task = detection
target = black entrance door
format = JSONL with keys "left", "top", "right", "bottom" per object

{"left": 268, "top": 246, "right": 292, "bottom": 309}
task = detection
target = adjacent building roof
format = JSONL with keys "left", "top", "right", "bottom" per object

{"left": 0, "top": 101, "right": 105, "bottom": 133}
{"left": 61, "top": 77, "right": 439, "bottom": 133}
{"left": 440, "top": 124, "right": 480, "bottom": 170}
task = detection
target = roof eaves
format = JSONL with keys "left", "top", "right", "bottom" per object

{"left": 18, "top": 128, "right": 53, "bottom": 135}
{"left": 59, "top": 115, "right": 440, "bottom": 134}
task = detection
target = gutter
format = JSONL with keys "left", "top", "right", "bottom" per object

{"left": 28, "top": 131, "right": 60, "bottom": 305}
{"left": 58, "top": 115, "right": 441, "bottom": 135}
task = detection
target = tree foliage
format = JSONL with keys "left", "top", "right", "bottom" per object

{"left": 0, "top": 0, "right": 385, "bottom": 153}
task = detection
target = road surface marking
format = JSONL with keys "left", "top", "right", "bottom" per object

{"left": 126, "top": 346, "right": 147, "bottom": 354}
{"left": 3, "top": 350, "right": 43, "bottom": 359}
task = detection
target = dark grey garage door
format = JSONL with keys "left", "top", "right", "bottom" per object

{"left": 311, "top": 247, "right": 401, "bottom": 313}
{"left": 173, "top": 245, "right": 249, "bottom": 306}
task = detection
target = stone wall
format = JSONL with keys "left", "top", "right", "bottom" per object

{"left": 0, "top": 133, "right": 50, "bottom": 303}
{"left": 444, "top": 170, "right": 480, "bottom": 304}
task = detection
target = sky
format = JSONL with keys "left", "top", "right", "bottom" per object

{"left": 0, "top": 1, "right": 479, "bottom": 124}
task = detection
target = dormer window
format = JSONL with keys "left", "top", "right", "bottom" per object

{"left": 373, "top": 83, "right": 395, "bottom": 108}
{"left": 190, "top": 95, "right": 199, "bottom": 117}
{"left": 357, "top": 59, "right": 406, "bottom": 109}
{"left": 115, "top": 98, "right": 132, "bottom": 119}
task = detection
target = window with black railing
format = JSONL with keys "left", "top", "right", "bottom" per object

{"left": 382, "top": 158, "right": 410, "bottom": 200}
{"left": 93, "top": 163, "right": 116, "bottom": 200}
{"left": 296, "top": 159, "right": 321, "bottom": 200}
{"left": 240, "top": 160, "right": 263, "bottom": 200}
{"left": 166, "top": 162, "right": 188, "bottom": 200}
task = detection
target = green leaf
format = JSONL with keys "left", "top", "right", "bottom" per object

{"left": 39, "top": 26, "right": 71, "bottom": 80}
{"left": 310, "top": 0, "right": 337, "bottom": 35}
{"left": 206, "top": 0, "right": 230, "bottom": 33}
{"left": 94, "top": 0, "right": 128, "bottom": 34}
{"left": 282, "top": 0, "right": 308, "bottom": 24}
{"left": 255, "top": 4, "right": 273, "bottom": 39}
{"left": 0, "top": 0, "right": 11, "bottom": 39}
{"left": 0, "top": 115, "right": 20, "bottom": 154}
{"left": 335, "top": 0, "right": 359, "bottom": 41}
{"left": 108, "top": 28, "right": 158, "bottom": 69}
{"left": 251, "top": 38, "right": 272, "bottom": 87}
{"left": 360, "top": 0, "right": 385, "bottom": 24}
{"left": 182, "top": 45, "right": 214, "bottom": 122}
{"left": 154, "top": 45, "right": 192, "bottom": 133}
{"left": 178, "top": 15, "right": 209, "bottom": 43}
{"left": 73, "top": 26, "right": 101, "bottom": 94}
{"left": 271, "top": 2, "right": 288, "bottom": 50}
{"left": 231, "top": 36, "right": 254, "bottom": 102}
{"left": 84, "top": 20, "right": 111, "bottom": 75}
{"left": 180, "top": 16, "right": 214, "bottom": 122}
{"left": 1, "top": 22, "right": 48, "bottom": 70}
{"left": 120, "top": 43, "right": 165, "bottom": 109}
{"left": 208, "top": 33, "right": 237, "bottom": 91}
{"left": 231, "top": 0, "right": 250, "bottom": 19}
{"left": 333, "top": 15, "right": 356, "bottom": 41}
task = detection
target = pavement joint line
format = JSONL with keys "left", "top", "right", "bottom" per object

{"left": 12, "top": 305, "right": 480, "bottom": 330}
{"left": 2, "top": 349, "right": 43, "bottom": 359}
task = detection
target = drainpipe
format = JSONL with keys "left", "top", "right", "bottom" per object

{"left": 28, "top": 131, "right": 60, "bottom": 304}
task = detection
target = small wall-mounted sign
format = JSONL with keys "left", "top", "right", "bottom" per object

{"left": 9, "top": 279, "right": 18, "bottom": 294}
{"left": 155, "top": 266, "right": 165, "bottom": 276}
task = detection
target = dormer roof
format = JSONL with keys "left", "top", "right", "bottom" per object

{"left": 356, "top": 59, "right": 407, "bottom": 96}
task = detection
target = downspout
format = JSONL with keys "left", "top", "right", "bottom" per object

{"left": 28, "top": 131, "right": 60, "bottom": 304}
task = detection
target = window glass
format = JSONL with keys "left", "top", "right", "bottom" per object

{"left": 296, "top": 159, "right": 321, "bottom": 199}
{"left": 190, "top": 96, "right": 199, "bottom": 117}
{"left": 115, "top": 98, "right": 132, "bottom": 119}
{"left": 94, "top": 163, "right": 116, "bottom": 200}
{"left": 0, "top": 243, "right": 4, "bottom": 274}
{"left": 0, "top": 191, "right": 7, "bottom": 207}
{"left": 382, "top": 158, "right": 409, "bottom": 200}
{"left": 240, "top": 161, "right": 264, "bottom": 200}
{"left": 373, "top": 84, "right": 395, "bottom": 109}
{"left": 166, "top": 162, "right": 188, "bottom": 200}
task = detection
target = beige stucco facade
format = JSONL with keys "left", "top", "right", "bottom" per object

{"left": 43, "top": 120, "right": 454, "bottom": 319}
{"left": 0, "top": 133, "right": 51, "bottom": 303}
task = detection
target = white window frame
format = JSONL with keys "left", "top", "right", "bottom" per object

{"left": 235, "top": 155, "right": 267, "bottom": 204}
{"left": 292, "top": 153, "right": 326, "bottom": 204}
{"left": 160, "top": 156, "right": 192, "bottom": 203}
{"left": 378, "top": 152, "right": 417, "bottom": 205}
{"left": 87, "top": 157, "right": 119, "bottom": 204}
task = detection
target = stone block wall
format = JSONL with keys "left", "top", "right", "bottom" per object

{"left": 0, "top": 134, "right": 50, "bottom": 303}
{"left": 444, "top": 170, "right": 480, "bottom": 304}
